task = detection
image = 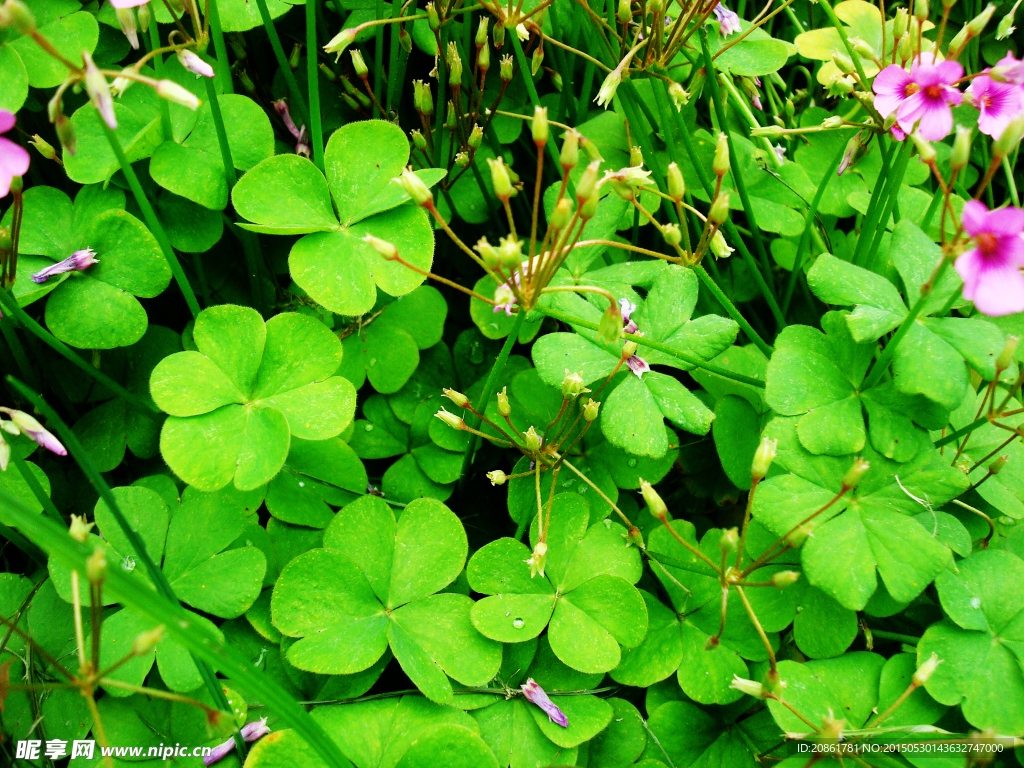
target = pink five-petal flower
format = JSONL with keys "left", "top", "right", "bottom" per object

{"left": 954, "top": 200, "right": 1024, "bottom": 317}
{"left": 521, "top": 679, "right": 569, "bottom": 727}
{"left": 109, "top": 0, "right": 149, "bottom": 8}
{"left": 967, "top": 74, "right": 1024, "bottom": 137}
{"left": 0, "top": 110, "right": 30, "bottom": 199}
{"left": 895, "top": 59, "right": 964, "bottom": 141}
{"left": 203, "top": 719, "right": 271, "bottom": 766}
{"left": 873, "top": 65, "right": 915, "bottom": 118}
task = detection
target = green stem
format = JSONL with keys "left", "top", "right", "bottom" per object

{"left": 935, "top": 415, "right": 987, "bottom": 448}
{"left": 253, "top": 0, "right": 310, "bottom": 125}
{"left": 373, "top": 0, "right": 384, "bottom": 118}
{"left": 0, "top": 291, "right": 157, "bottom": 413}
{"left": 9, "top": 450, "right": 63, "bottom": 524}
{"left": 0, "top": 486, "right": 351, "bottom": 768}
{"left": 6, "top": 378, "right": 248, "bottom": 761}
{"left": 853, "top": 139, "right": 911, "bottom": 267}
{"left": 206, "top": 0, "right": 234, "bottom": 94}
{"left": 538, "top": 304, "right": 767, "bottom": 386}
{"left": 307, "top": 0, "right": 325, "bottom": 168}
{"left": 509, "top": 33, "right": 570, "bottom": 191}
{"left": 0, "top": 316, "right": 36, "bottom": 387}
{"left": 783, "top": 139, "right": 846, "bottom": 315}
{"left": 459, "top": 311, "right": 527, "bottom": 487}
{"left": 870, "top": 629, "right": 919, "bottom": 645}
{"left": 719, "top": 72, "right": 781, "bottom": 166}
{"left": 97, "top": 118, "right": 200, "bottom": 317}
{"left": 699, "top": 29, "right": 783, "bottom": 329}
{"left": 0, "top": 520, "right": 46, "bottom": 564}
{"left": 693, "top": 264, "right": 773, "bottom": 357}
{"left": 862, "top": 142, "right": 913, "bottom": 271}
{"left": 202, "top": 78, "right": 267, "bottom": 315}
{"left": 148, "top": 22, "right": 173, "bottom": 140}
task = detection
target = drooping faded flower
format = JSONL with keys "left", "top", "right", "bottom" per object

{"left": 273, "top": 100, "right": 311, "bottom": 158}
{"left": 966, "top": 74, "right": 1024, "bottom": 138}
{"left": 626, "top": 354, "right": 652, "bottom": 378}
{"left": 31, "top": 248, "right": 99, "bottom": 283}
{"left": 954, "top": 200, "right": 1024, "bottom": 316}
{"left": 177, "top": 49, "right": 215, "bottom": 79}
{"left": 521, "top": 679, "right": 569, "bottom": 727}
{"left": 83, "top": 51, "right": 117, "bottom": 130}
{"left": 0, "top": 110, "right": 30, "bottom": 198}
{"left": 619, "top": 298, "right": 638, "bottom": 334}
{"left": 711, "top": 2, "right": 742, "bottom": 36}
{"left": 203, "top": 719, "right": 271, "bottom": 766}
{"left": 872, "top": 57, "right": 963, "bottom": 141}
{"left": 0, "top": 408, "right": 67, "bottom": 457}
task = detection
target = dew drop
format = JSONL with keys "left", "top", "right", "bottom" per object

{"left": 603, "top": 519, "right": 612, "bottom": 529}
{"left": 369, "top": 358, "right": 378, "bottom": 366}
{"left": 578, "top": 484, "right": 588, "bottom": 494}
{"left": 121, "top": 555, "right": 136, "bottom": 572}
{"left": 627, "top": 458, "right": 638, "bottom": 468}
{"left": 364, "top": 424, "right": 375, "bottom": 431}
{"left": 298, "top": 481, "right": 305, "bottom": 488}
{"left": 512, "top": 617, "right": 525, "bottom": 629}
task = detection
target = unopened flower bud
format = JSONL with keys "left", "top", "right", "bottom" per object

{"left": 709, "top": 193, "right": 730, "bottom": 225}
{"left": 532, "top": 106, "right": 549, "bottom": 147}
{"left": 730, "top": 676, "right": 767, "bottom": 699}
{"left": 719, "top": 527, "right": 740, "bottom": 553}
{"left": 29, "top": 135, "right": 56, "bottom": 161}
{"left": 995, "top": 336, "right": 1019, "bottom": 372}
{"left": 821, "top": 116, "right": 843, "bottom": 129}
{"left": 832, "top": 52, "right": 856, "bottom": 74}
{"left": 156, "top": 80, "right": 200, "bottom": 110}
{"left": 83, "top": 52, "right": 117, "bottom": 129}
{"left": 0, "top": 0, "right": 35, "bottom": 32}
{"left": 550, "top": 198, "right": 573, "bottom": 229}
{"left": 69, "top": 514, "right": 94, "bottom": 543}
{"left": 629, "top": 145, "right": 643, "bottom": 167}
{"left": 475, "top": 16, "right": 489, "bottom": 47}
{"left": 663, "top": 223, "right": 682, "bottom": 246}
{"left": 133, "top": 625, "right": 165, "bottom": 656}
{"left": 710, "top": 230, "right": 734, "bottom": 259}
{"left": 843, "top": 458, "right": 870, "bottom": 489}
{"left": 713, "top": 132, "right": 730, "bottom": 176}
{"left": 443, "top": 388, "right": 469, "bottom": 407}
{"left": 621, "top": 340, "right": 638, "bottom": 358}
{"left": 560, "top": 130, "right": 579, "bottom": 171}
{"left": 454, "top": 151, "right": 470, "bottom": 168}
{"left": 435, "top": 408, "right": 466, "bottom": 430}
{"left": 772, "top": 570, "right": 801, "bottom": 588}
{"left": 497, "top": 387, "right": 511, "bottom": 417}
{"left": 989, "top": 455, "right": 1008, "bottom": 474}
{"left": 474, "top": 237, "right": 500, "bottom": 268}
{"left": 487, "top": 469, "right": 508, "bottom": 486}
{"left": 500, "top": 54, "right": 514, "bottom": 81}
{"left": 994, "top": 114, "right": 1024, "bottom": 159}
{"left": 625, "top": 526, "right": 645, "bottom": 549}
{"left": 492, "top": 21, "right": 505, "bottom": 48}
{"left": 995, "top": 9, "right": 1015, "bottom": 39}
{"left": 851, "top": 37, "right": 876, "bottom": 59}
{"left": 527, "top": 541, "right": 547, "bottom": 578}
{"left": 85, "top": 547, "right": 107, "bottom": 585}
{"left": 640, "top": 478, "right": 668, "bottom": 521}
{"left": 411, "top": 129, "right": 427, "bottom": 152}
{"left": 561, "top": 370, "right": 588, "bottom": 398}
{"left": 583, "top": 399, "right": 600, "bottom": 421}
{"left": 467, "top": 124, "right": 484, "bottom": 150}
{"left": 966, "top": 3, "right": 996, "bottom": 34}
{"left": 575, "top": 160, "right": 601, "bottom": 204}
{"left": 751, "top": 437, "right": 777, "bottom": 480}
{"left": 426, "top": 2, "right": 439, "bottom": 29}
{"left": 617, "top": 0, "right": 632, "bottom": 24}
{"left": 912, "top": 653, "right": 941, "bottom": 686}
{"left": 951, "top": 125, "right": 972, "bottom": 170}
{"left": 446, "top": 42, "right": 463, "bottom": 88}
{"left": 667, "top": 162, "right": 685, "bottom": 200}
{"left": 531, "top": 47, "right": 544, "bottom": 76}
{"left": 947, "top": 25, "right": 970, "bottom": 53}
{"left": 177, "top": 49, "right": 215, "bottom": 78}
{"left": 909, "top": 132, "right": 936, "bottom": 163}
{"left": 487, "top": 157, "right": 514, "bottom": 200}
{"left": 893, "top": 7, "right": 910, "bottom": 38}
{"left": 477, "top": 39, "right": 490, "bottom": 71}
{"left": 324, "top": 27, "right": 357, "bottom": 59}
{"left": 787, "top": 522, "right": 814, "bottom": 548}
{"left": 524, "top": 426, "right": 542, "bottom": 451}
{"left": 362, "top": 233, "right": 398, "bottom": 259}
{"left": 498, "top": 235, "right": 523, "bottom": 268}
{"left": 898, "top": 32, "right": 912, "bottom": 61}
{"left": 393, "top": 166, "right": 433, "bottom": 206}
{"left": 668, "top": 81, "right": 689, "bottom": 110}
{"left": 913, "top": 0, "right": 928, "bottom": 21}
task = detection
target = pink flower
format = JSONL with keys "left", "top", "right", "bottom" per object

{"left": 0, "top": 408, "right": 67, "bottom": 456}
{"left": 954, "top": 200, "right": 1024, "bottom": 316}
{"left": 109, "top": 0, "right": 149, "bottom": 7}
{"left": 203, "top": 719, "right": 271, "bottom": 766}
{"left": 619, "top": 298, "right": 638, "bottom": 334}
{"left": 873, "top": 58, "right": 964, "bottom": 141}
{"left": 626, "top": 355, "right": 651, "bottom": 378}
{"left": 521, "top": 679, "right": 568, "bottom": 727}
{"left": 992, "top": 53, "right": 1024, "bottom": 86}
{"left": 31, "top": 248, "right": 99, "bottom": 283}
{"left": 177, "top": 49, "right": 215, "bottom": 79}
{"left": 711, "top": 2, "right": 742, "bottom": 35}
{"left": 0, "top": 111, "right": 29, "bottom": 198}
{"left": 966, "top": 74, "right": 1024, "bottom": 137}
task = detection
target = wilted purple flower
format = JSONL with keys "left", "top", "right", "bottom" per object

{"left": 31, "top": 248, "right": 99, "bottom": 283}
{"left": 626, "top": 355, "right": 651, "bottom": 378}
{"left": 177, "top": 49, "right": 215, "bottom": 79}
{"left": 0, "top": 408, "right": 67, "bottom": 456}
{"left": 954, "top": 200, "right": 1024, "bottom": 316}
{"left": 711, "top": 2, "right": 742, "bottom": 36}
{"left": 83, "top": 52, "right": 117, "bottom": 130}
{"left": 203, "top": 719, "right": 271, "bottom": 766}
{"left": 619, "top": 298, "right": 638, "bottom": 334}
{"left": 273, "top": 100, "right": 311, "bottom": 158}
{"left": 521, "top": 679, "right": 568, "bottom": 727}
{"left": 0, "top": 110, "right": 29, "bottom": 199}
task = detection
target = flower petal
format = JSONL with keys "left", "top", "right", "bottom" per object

{"left": 0, "top": 110, "right": 15, "bottom": 134}
{"left": 961, "top": 200, "right": 990, "bottom": 237}
{"left": 0, "top": 137, "right": 31, "bottom": 178}
{"left": 916, "top": 102, "right": 953, "bottom": 141}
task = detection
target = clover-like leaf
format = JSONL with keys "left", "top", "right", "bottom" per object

{"left": 232, "top": 120, "right": 436, "bottom": 316}
{"left": 2, "top": 185, "right": 171, "bottom": 349}
{"left": 467, "top": 493, "right": 646, "bottom": 673}
{"left": 918, "top": 549, "right": 1024, "bottom": 734}
{"left": 151, "top": 305, "right": 355, "bottom": 491}
{"left": 271, "top": 496, "right": 500, "bottom": 704}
